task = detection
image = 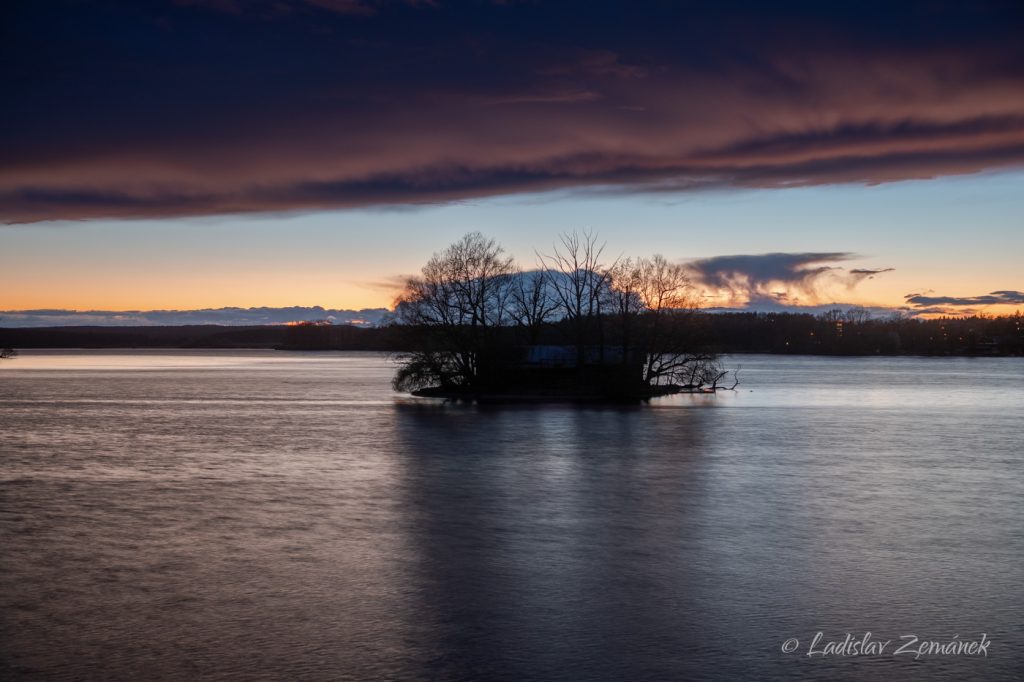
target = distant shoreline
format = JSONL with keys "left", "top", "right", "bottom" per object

{"left": 1, "top": 317, "right": 1021, "bottom": 357}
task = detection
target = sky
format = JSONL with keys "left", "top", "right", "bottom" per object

{"left": 2, "top": 0, "right": 1023, "bottom": 324}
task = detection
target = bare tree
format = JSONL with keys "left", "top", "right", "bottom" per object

{"left": 393, "top": 232, "right": 516, "bottom": 390}
{"left": 576, "top": 250, "right": 731, "bottom": 391}
{"left": 0, "top": 347, "right": 16, "bottom": 360}
{"left": 820, "top": 308, "right": 844, "bottom": 323}
{"left": 541, "top": 230, "right": 614, "bottom": 364}
{"left": 509, "top": 265, "right": 559, "bottom": 345}
{"left": 603, "top": 257, "right": 645, "bottom": 362}
{"left": 845, "top": 306, "right": 871, "bottom": 325}
{"left": 632, "top": 254, "right": 705, "bottom": 385}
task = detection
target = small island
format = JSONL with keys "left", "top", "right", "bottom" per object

{"left": 390, "top": 231, "right": 736, "bottom": 403}
{"left": 405, "top": 344, "right": 717, "bottom": 403}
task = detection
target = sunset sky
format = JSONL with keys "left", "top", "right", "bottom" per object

{"left": 2, "top": 0, "right": 1023, "bottom": 323}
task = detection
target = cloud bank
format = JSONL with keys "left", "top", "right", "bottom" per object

{"left": 686, "top": 252, "right": 893, "bottom": 307}
{"left": 902, "top": 290, "right": 1024, "bottom": 316}
{"left": 3, "top": 0, "right": 1024, "bottom": 221}
{"left": 905, "top": 290, "right": 1024, "bottom": 307}
{"left": 0, "top": 307, "right": 390, "bottom": 328}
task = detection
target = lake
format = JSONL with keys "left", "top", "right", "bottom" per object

{"left": 1, "top": 350, "right": 1022, "bottom": 681}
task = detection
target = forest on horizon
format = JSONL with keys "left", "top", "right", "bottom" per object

{"left": 2, "top": 310, "right": 1021, "bottom": 357}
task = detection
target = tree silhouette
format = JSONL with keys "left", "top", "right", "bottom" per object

{"left": 391, "top": 231, "right": 732, "bottom": 398}
{"left": 392, "top": 232, "right": 517, "bottom": 390}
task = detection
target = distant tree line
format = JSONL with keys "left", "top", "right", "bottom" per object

{"left": 0, "top": 326, "right": 290, "bottom": 349}
{"left": 706, "top": 309, "right": 1023, "bottom": 356}
{"left": 278, "top": 305, "right": 1024, "bottom": 359}
{"left": 3, "top": 307, "right": 1021, "bottom": 359}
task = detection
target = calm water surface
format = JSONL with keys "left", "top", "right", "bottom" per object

{"left": 1, "top": 350, "right": 1022, "bottom": 681}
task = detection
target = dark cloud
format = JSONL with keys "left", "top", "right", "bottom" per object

{"left": 904, "top": 290, "right": 1024, "bottom": 307}
{"left": 849, "top": 268, "right": 895, "bottom": 275}
{"left": 906, "top": 306, "right": 978, "bottom": 317}
{"left": 688, "top": 252, "right": 850, "bottom": 289}
{"left": 0, "top": 307, "right": 389, "bottom": 327}
{"left": 172, "top": 0, "right": 410, "bottom": 17}
{"left": 685, "top": 252, "right": 893, "bottom": 306}
{"left": 848, "top": 267, "right": 895, "bottom": 284}
{"left": 3, "top": 0, "right": 1024, "bottom": 221}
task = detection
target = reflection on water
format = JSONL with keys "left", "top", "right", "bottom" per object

{"left": 1, "top": 350, "right": 1022, "bottom": 680}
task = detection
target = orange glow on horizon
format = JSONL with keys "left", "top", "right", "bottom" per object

{"left": 0, "top": 275, "right": 402, "bottom": 313}
{"left": 3, "top": 275, "right": 1020, "bottom": 319}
